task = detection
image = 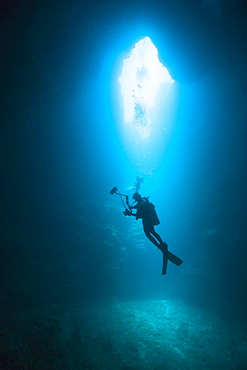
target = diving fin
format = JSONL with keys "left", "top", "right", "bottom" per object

{"left": 162, "top": 252, "right": 168, "bottom": 275}
{"left": 167, "top": 251, "right": 183, "bottom": 266}
{"left": 161, "top": 242, "right": 168, "bottom": 275}
{"left": 159, "top": 242, "right": 183, "bottom": 274}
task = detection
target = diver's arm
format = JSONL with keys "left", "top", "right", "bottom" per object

{"left": 123, "top": 209, "right": 136, "bottom": 216}
{"left": 123, "top": 208, "right": 140, "bottom": 220}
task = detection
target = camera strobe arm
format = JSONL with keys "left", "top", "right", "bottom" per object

{"left": 110, "top": 186, "right": 131, "bottom": 210}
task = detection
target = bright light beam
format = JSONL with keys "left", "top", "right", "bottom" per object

{"left": 119, "top": 37, "right": 174, "bottom": 139}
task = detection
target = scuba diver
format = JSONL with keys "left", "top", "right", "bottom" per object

{"left": 124, "top": 192, "right": 168, "bottom": 254}
{"left": 110, "top": 180, "right": 183, "bottom": 275}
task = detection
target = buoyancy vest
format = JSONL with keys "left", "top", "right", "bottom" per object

{"left": 135, "top": 197, "right": 160, "bottom": 226}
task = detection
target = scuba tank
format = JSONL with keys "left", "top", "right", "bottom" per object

{"left": 141, "top": 197, "right": 160, "bottom": 225}
{"left": 147, "top": 200, "right": 160, "bottom": 226}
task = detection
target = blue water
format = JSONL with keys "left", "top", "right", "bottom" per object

{"left": 1, "top": 1, "right": 247, "bottom": 368}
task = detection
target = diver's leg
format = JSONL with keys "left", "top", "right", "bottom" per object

{"left": 149, "top": 225, "right": 168, "bottom": 254}
{"left": 142, "top": 220, "right": 161, "bottom": 248}
{"left": 146, "top": 234, "right": 161, "bottom": 248}
{"left": 143, "top": 220, "right": 169, "bottom": 275}
{"left": 150, "top": 227, "right": 163, "bottom": 245}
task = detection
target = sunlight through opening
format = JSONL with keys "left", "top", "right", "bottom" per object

{"left": 119, "top": 37, "right": 174, "bottom": 139}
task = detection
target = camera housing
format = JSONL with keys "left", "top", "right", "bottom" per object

{"left": 110, "top": 186, "right": 118, "bottom": 195}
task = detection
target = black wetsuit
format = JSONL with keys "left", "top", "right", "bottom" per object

{"left": 131, "top": 197, "right": 165, "bottom": 251}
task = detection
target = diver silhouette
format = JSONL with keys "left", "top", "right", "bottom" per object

{"left": 110, "top": 185, "right": 183, "bottom": 275}
{"left": 124, "top": 192, "right": 168, "bottom": 253}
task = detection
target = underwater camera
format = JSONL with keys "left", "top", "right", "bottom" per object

{"left": 110, "top": 186, "right": 129, "bottom": 209}
{"left": 110, "top": 186, "right": 118, "bottom": 195}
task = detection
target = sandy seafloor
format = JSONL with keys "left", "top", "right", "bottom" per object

{"left": 1, "top": 299, "right": 247, "bottom": 369}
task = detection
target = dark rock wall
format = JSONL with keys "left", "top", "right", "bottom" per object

{"left": 1, "top": 0, "right": 247, "bottom": 317}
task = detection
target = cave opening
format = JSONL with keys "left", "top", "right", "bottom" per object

{"left": 118, "top": 36, "right": 174, "bottom": 139}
